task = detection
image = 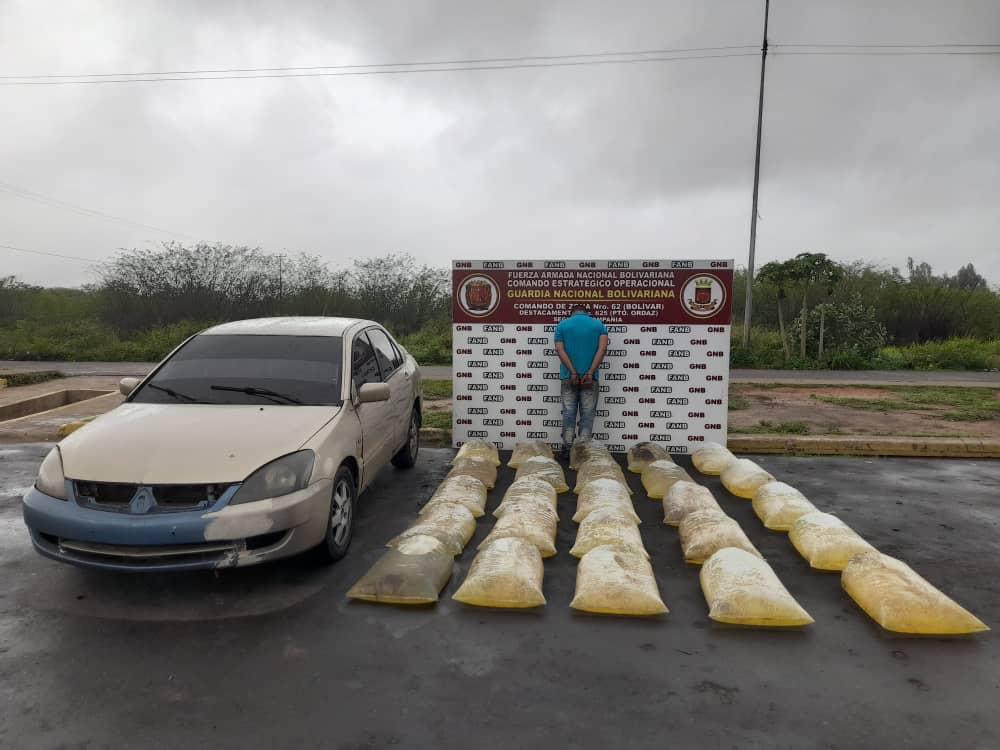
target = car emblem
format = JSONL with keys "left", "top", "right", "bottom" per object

{"left": 129, "top": 487, "right": 156, "bottom": 515}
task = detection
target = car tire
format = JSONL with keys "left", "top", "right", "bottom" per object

{"left": 391, "top": 408, "right": 420, "bottom": 469}
{"left": 313, "top": 465, "right": 356, "bottom": 564}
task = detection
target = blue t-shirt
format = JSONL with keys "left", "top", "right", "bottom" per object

{"left": 553, "top": 311, "right": 609, "bottom": 380}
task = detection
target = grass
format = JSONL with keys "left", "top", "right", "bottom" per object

{"left": 729, "top": 420, "right": 812, "bottom": 435}
{"left": 728, "top": 392, "right": 751, "bottom": 410}
{"left": 421, "top": 409, "right": 452, "bottom": 430}
{"left": 421, "top": 378, "right": 452, "bottom": 400}
{"left": 812, "top": 386, "right": 1000, "bottom": 422}
{"left": 0, "top": 370, "right": 64, "bottom": 388}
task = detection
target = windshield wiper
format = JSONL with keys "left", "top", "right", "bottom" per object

{"left": 143, "top": 383, "right": 199, "bottom": 402}
{"left": 209, "top": 385, "right": 303, "bottom": 405}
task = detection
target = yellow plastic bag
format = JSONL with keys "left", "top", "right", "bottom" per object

{"left": 447, "top": 456, "right": 497, "bottom": 490}
{"left": 570, "top": 506, "right": 647, "bottom": 559}
{"left": 678, "top": 508, "right": 762, "bottom": 565}
{"left": 662, "top": 480, "right": 722, "bottom": 526}
{"left": 574, "top": 458, "right": 631, "bottom": 495}
{"left": 751, "top": 481, "right": 817, "bottom": 531}
{"left": 514, "top": 456, "right": 569, "bottom": 494}
{"left": 700, "top": 547, "right": 814, "bottom": 627}
{"left": 479, "top": 504, "right": 557, "bottom": 558}
{"left": 453, "top": 439, "right": 501, "bottom": 467}
{"left": 387, "top": 503, "right": 477, "bottom": 557}
{"left": 494, "top": 476, "right": 558, "bottom": 518}
{"left": 570, "top": 546, "right": 667, "bottom": 616}
{"left": 508, "top": 440, "right": 554, "bottom": 469}
{"left": 720, "top": 458, "right": 775, "bottom": 499}
{"left": 421, "top": 475, "right": 488, "bottom": 519}
{"left": 640, "top": 460, "right": 692, "bottom": 500}
{"left": 789, "top": 511, "right": 876, "bottom": 571}
{"left": 691, "top": 442, "right": 736, "bottom": 476}
{"left": 573, "top": 478, "right": 640, "bottom": 525}
{"left": 347, "top": 535, "right": 454, "bottom": 605}
{"left": 453, "top": 537, "right": 546, "bottom": 609}
{"left": 842, "top": 551, "right": 989, "bottom": 635}
{"left": 626, "top": 442, "right": 671, "bottom": 474}
{"left": 570, "top": 438, "right": 611, "bottom": 470}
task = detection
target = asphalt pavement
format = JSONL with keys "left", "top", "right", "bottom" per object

{"left": 1, "top": 445, "right": 997, "bottom": 748}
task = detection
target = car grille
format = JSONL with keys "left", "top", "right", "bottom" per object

{"left": 73, "top": 482, "right": 235, "bottom": 513}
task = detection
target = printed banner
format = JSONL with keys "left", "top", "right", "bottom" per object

{"left": 451, "top": 259, "right": 734, "bottom": 453}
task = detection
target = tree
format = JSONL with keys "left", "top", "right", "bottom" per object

{"left": 949, "top": 263, "right": 988, "bottom": 291}
{"left": 756, "top": 261, "right": 794, "bottom": 361}
{"left": 782, "top": 252, "right": 843, "bottom": 358}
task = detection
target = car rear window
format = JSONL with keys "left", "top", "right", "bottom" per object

{"left": 131, "top": 334, "right": 343, "bottom": 406}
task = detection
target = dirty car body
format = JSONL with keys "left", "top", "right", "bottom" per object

{"left": 22, "top": 317, "right": 422, "bottom": 571}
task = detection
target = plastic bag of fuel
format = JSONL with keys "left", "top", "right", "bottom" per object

{"left": 494, "top": 476, "right": 558, "bottom": 518}
{"left": 508, "top": 440, "right": 554, "bottom": 469}
{"left": 626, "top": 442, "right": 672, "bottom": 474}
{"left": 574, "top": 458, "right": 631, "bottom": 495}
{"left": 420, "top": 475, "right": 488, "bottom": 519}
{"left": 842, "top": 551, "right": 989, "bottom": 635}
{"left": 479, "top": 502, "right": 558, "bottom": 558}
{"left": 387, "top": 503, "right": 477, "bottom": 557}
{"left": 691, "top": 442, "right": 736, "bottom": 476}
{"left": 570, "top": 438, "right": 611, "bottom": 470}
{"left": 572, "top": 478, "right": 640, "bottom": 525}
{"left": 514, "top": 456, "right": 569, "bottom": 494}
{"left": 453, "top": 439, "right": 501, "bottom": 467}
{"left": 570, "top": 506, "right": 647, "bottom": 559}
{"left": 720, "top": 458, "right": 775, "bottom": 499}
{"left": 789, "top": 511, "right": 876, "bottom": 571}
{"left": 640, "top": 460, "right": 692, "bottom": 500}
{"left": 699, "top": 547, "right": 814, "bottom": 627}
{"left": 347, "top": 535, "right": 454, "bottom": 605}
{"left": 678, "top": 508, "right": 762, "bottom": 565}
{"left": 447, "top": 456, "right": 497, "bottom": 490}
{"left": 751, "top": 481, "right": 817, "bottom": 531}
{"left": 570, "top": 546, "right": 668, "bottom": 616}
{"left": 453, "top": 537, "right": 546, "bottom": 609}
{"left": 662, "top": 481, "right": 722, "bottom": 526}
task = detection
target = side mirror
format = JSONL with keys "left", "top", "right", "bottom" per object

{"left": 358, "top": 382, "right": 390, "bottom": 404}
{"left": 119, "top": 377, "right": 141, "bottom": 396}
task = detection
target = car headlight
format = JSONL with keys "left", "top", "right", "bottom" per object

{"left": 36, "top": 447, "right": 68, "bottom": 500}
{"left": 229, "top": 450, "right": 315, "bottom": 505}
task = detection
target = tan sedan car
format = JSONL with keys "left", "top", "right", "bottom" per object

{"left": 23, "top": 317, "right": 422, "bottom": 570}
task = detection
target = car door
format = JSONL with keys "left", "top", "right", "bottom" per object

{"left": 351, "top": 331, "right": 392, "bottom": 476}
{"left": 366, "top": 327, "right": 411, "bottom": 453}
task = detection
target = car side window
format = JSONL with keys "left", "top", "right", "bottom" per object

{"left": 366, "top": 328, "right": 398, "bottom": 380}
{"left": 390, "top": 339, "right": 404, "bottom": 369}
{"left": 352, "top": 334, "right": 380, "bottom": 389}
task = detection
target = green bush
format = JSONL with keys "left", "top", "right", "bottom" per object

{"left": 399, "top": 319, "right": 451, "bottom": 365}
{"left": 791, "top": 296, "right": 887, "bottom": 363}
{"left": 878, "top": 339, "right": 1000, "bottom": 371}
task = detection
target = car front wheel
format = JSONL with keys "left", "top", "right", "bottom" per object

{"left": 313, "top": 465, "right": 355, "bottom": 563}
{"left": 391, "top": 408, "right": 420, "bottom": 469}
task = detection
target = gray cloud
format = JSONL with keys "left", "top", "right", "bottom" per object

{"left": 1, "top": 0, "right": 997, "bottom": 287}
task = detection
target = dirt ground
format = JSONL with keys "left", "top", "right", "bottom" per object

{"left": 729, "top": 384, "right": 1000, "bottom": 439}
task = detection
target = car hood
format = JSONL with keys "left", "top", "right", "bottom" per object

{"left": 59, "top": 402, "right": 341, "bottom": 484}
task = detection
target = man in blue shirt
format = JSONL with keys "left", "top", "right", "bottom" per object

{"left": 553, "top": 304, "right": 609, "bottom": 454}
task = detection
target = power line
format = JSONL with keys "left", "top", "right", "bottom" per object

{"left": 774, "top": 42, "right": 1000, "bottom": 48}
{"left": 0, "top": 45, "right": 758, "bottom": 81}
{"left": 0, "top": 242, "right": 100, "bottom": 264}
{"left": 0, "top": 180, "right": 202, "bottom": 240}
{"left": 774, "top": 50, "right": 1000, "bottom": 56}
{"left": 0, "top": 51, "right": 762, "bottom": 86}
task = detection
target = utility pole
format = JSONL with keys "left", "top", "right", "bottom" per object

{"left": 742, "top": 0, "right": 770, "bottom": 348}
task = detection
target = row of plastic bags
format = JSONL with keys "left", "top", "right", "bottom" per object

{"left": 452, "top": 442, "right": 569, "bottom": 608}
{"left": 570, "top": 441, "right": 668, "bottom": 616}
{"left": 346, "top": 441, "right": 501, "bottom": 605}
{"left": 689, "top": 442, "right": 988, "bottom": 634}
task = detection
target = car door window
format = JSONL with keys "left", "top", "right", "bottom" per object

{"left": 366, "top": 329, "right": 398, "bottom": 380}
{"left": 352, "top": 334, "right": 380, "bottom": 388}
{"left": 389, "top": 339, "right": 404, "bottom": 369}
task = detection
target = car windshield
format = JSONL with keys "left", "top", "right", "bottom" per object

{"left": 131, "top": 334, "right": 343, "bottom": 406}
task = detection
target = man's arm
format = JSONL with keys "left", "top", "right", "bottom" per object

{"left": 554, "top": 341, "right": 579, "bottom": 384}
{"left": 580, "top": 334, "right": 609, "bottom": 385}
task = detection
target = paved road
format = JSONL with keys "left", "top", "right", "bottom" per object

{"left": 1, "top": 446, "right": 997, "bottom": 748}
{"left": 1, "top": 360, "right": 998, "bottom": 387}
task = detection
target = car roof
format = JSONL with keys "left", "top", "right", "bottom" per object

{"left": 201, "top": 317, "right": 377, "bottom": 337}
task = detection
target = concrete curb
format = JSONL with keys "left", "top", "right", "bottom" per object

{"left": 420, "top": 428, "right": 1000, "bottom": 458}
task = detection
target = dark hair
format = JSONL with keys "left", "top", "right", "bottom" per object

{"left": 570, "top": 303, "right": 588, "bottom": 313}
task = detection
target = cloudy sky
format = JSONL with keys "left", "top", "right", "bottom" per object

{"left": 2, "top": 0, "right": 998, "bottom": 287}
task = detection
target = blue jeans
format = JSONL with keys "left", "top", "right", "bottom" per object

{"left": 561, "top": 379, "right": 599, "bottom": 445}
